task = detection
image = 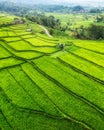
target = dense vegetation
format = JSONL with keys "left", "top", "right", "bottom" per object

{"left": 26, "top": 13, "right": 61, "bottom": 29}
{"left": 73, "top": 24, "right": 104, "bottom": 39}
{"left": 0, "top": 0, "right": 104, "bottom": 129}
{"left": 0, "top": 0, "right": 104, "bottom": 40}
{"left": 0, "top": 1, "right": 104, "bottom": 15}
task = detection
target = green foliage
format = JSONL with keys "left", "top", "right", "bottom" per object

{"left": 87, "top": 24, "right": 104, "bottom": 39}
{"left": 73, "top": 24, "right": 104, "bottom": 40}
{"left": 95, "top": 15, "right": 104, "bottom": 23}
{"left": 89, "top": 8, "right": 101, "bottom": 13}
{"left": 72, "top": 6, "right": 85, "bottom": 12}
{"left": 26, "top": 13, "right": 61, "bottom": 30}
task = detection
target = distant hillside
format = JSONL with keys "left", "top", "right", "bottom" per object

{"left": 0, "top": 0, "right": 104, "bottom": 7}
{"left": 0, "top": 1, "right": 103, "bottom": 16}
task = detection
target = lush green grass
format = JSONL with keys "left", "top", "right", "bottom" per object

{"left": 59, "top": 52, "right": 104, "bottom": 81}
{"left": 33, "top": 56, "right": 104, "bottom": 111}
{"left": 3, "top": 37, "right": 21, "bottom": 42}
{"left": 0, "top": 13, "right": 104, "bottom": 130}
{"left": 21, "top": 62, "right": 104, "bottom": 130}
{"left": 0, "top": 57, "right": 23, "bottom": 69}
{"left": 0, "top": 86, "right": 86, "bottom": 130}
{"left": 8, "top": 41, "right": 58, "bottom": 53}
{"left": 71, "top": 48, "right": 104, "bottom": 67}
{"left": 73, "top": 39, "right": 104, "bottom": 53}
{"left": 0, "top": 41, "right": 43, "bottom": 59}
{"left": 0, "top": 46, "right": 11, "bottom": 58}
{"left": 0, "top": 15, "right": 15, "bottom": 24}
{"left": 0, "top": 31, "right": 8, "bottom": 37}
{"left": 25, "top": 38, "right": 56, "bottom": 46}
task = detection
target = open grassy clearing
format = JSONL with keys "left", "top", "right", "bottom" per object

{"left": 0, "top": 13, "right": 104, "bottom": 130}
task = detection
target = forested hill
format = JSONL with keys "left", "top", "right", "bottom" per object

{"left": 0, "top": 0, "right": 104, "bottom": 6}
{"left": 0, "top": 1, "right": 104, "bottom": 16}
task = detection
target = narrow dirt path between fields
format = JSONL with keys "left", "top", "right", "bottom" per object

{"left": 39, "top": 25, "right": 53, "bottom": 38}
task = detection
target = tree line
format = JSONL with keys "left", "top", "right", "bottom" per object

{"left": 0, "top": 1, "right": 104, "bottom": 15}
{"left": 25, "top": 13, "right": 61, "bottom": 30}
{"left": 73, "top": 24, "right": 104, "bottom": 40}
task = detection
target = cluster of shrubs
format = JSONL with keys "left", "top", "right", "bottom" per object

{"left": 26, "top": 13, "right": 61, "bottom": 30}
{"left": 73, "top": 24, "right": 104, "bottom": 40}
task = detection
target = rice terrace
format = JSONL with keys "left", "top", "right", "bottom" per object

{"left": 0, "top": 0, "right": 104, "bottom": 130}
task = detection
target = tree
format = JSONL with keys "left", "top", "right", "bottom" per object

{"left": 95, "top": 15, "right": 104, "bottom": 23}
{"left": 25, "top": 13, "right": 61, "bottom": 29}
{"left": 90, "top": 8, "right": 101, "bottom": 13}
{"left": 87, "top": 24, "right": 104, "bottom": 39}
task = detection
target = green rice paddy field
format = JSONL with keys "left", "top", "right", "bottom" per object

{"left": 0, "top": 14, "right": 104, "bottom": 130}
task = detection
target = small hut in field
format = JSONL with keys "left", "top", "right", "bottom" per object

{"left": 58, "top": 43, "right": 66, "bottom": 50}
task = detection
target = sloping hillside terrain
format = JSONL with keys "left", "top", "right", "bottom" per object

{"left": 0, "top": 14, "right": 104, "bottom": 130}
